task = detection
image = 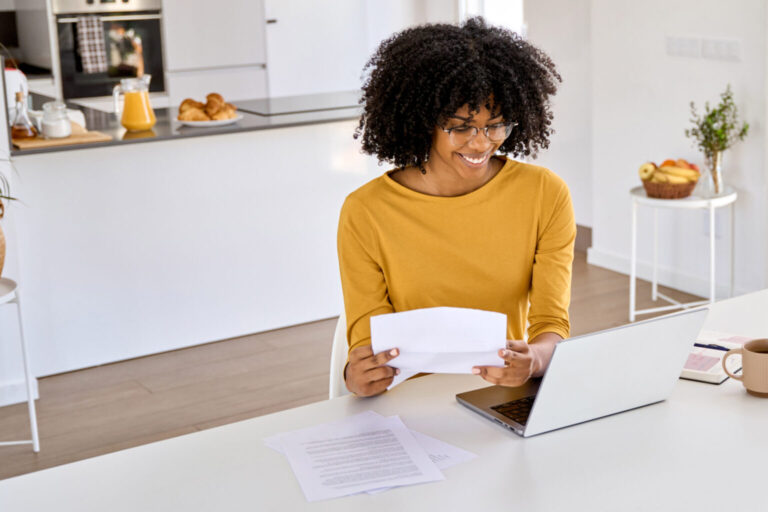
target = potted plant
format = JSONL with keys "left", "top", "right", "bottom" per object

{"left": 685, "top": 84, "right": 749, "bottom": 196}
{"left": 0, "top": 172, "right": 16, "bottom": 277}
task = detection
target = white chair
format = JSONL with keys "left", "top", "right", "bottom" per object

{"left": 0, "top": 278, "right": 40, "bottom": 452}
{"left": 328, "top": 310, "right": 351, "bottom": 399}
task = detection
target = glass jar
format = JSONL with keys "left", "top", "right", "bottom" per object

{"left": 41, "top": 101, "right": 72, "bottom": 139}
{"left": 11, "top": 91, "right": 37, "bottom": 140}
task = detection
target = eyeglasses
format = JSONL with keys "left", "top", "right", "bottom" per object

{"left": 440, "top": 122, "right": 517, "bottom": 146}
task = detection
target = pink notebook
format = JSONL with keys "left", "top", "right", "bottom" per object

{"left": 680, "top": 330, "right": 751, "bottom": 384}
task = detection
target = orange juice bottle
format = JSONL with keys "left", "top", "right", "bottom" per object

{"left": 113, "top": 76, "right": 156, "bottom": 132}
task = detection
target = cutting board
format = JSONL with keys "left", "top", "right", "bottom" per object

{"left": 12, "top": 122, "right": 113, "bottom": 150}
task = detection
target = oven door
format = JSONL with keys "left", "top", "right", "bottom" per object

{"left": 57, "top": 12, "right": 165, "bottom": 99}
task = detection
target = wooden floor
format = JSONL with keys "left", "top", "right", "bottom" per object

{"left": 0, "top": 250, "right": 702, "bottom": 480}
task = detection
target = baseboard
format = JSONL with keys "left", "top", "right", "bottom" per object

{"left": 575, "top": 224, "right": 592, "bottom": 252}
{"left": 0, "top": 378, "right": 39, "bottom": 408}
{"left": 586, "top": 246, "right": 747, "bottom": 299}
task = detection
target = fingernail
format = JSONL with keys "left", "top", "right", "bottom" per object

{"left": 472, "top": 368, "right": 480, "bottom": 375}
{"left": 395, "top": 368, "right": 401, "bottom": 375}
{"left": 390, "top": 349, "right": 398, "bottom": 356}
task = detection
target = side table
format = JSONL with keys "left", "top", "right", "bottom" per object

{"left": 629, "top": 186, "right": 737, "bottom": 322}
{"left": 0, "top": 278, "right": 40, "bottom": 452}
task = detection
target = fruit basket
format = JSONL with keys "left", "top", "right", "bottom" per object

{"left": 638, "top": 158, "right": 700, "bottom": 199}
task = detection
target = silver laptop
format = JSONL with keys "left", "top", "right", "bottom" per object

{"left": 456, "top": 308, "right": 708, "bottom": 437}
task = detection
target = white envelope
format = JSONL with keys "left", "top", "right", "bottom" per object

{"left": 371, "top": 307, "right": 507, "bottom": 388}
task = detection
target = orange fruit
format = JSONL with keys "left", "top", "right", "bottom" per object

{"left": 661, "top": 159, "right": 676, "bottom": 167}
{"left": 675, "top": 158, "right": 691, "bottom": 169}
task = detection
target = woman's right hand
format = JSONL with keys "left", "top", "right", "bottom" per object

{"left": 344, "top": 345, "right": 400, "bottom": 397}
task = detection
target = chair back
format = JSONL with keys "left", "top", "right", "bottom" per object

{"left": 329, "top": 311, "right": 350, "bottom": 399}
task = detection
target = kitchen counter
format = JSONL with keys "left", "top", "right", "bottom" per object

{"left": 10, "top": 91, "right": 361, "bottom": 156}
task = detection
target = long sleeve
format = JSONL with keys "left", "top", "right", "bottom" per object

{"left": 527, "top": 177, "right": 576, "bottom": 342}
{"left": 337, "top": 158, "right": 573, "bottom": 355}
{"left": 337, "top": 196, "right": 394, "bottom": 355}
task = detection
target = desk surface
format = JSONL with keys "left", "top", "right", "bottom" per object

{"left": 2, "top": 291, "right": 767, "bottom": 512}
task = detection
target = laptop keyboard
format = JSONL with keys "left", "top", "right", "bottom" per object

{"left": 491, "top": 396, "right": 536, "bottom": 426}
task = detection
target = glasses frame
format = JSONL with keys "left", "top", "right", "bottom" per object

{"left": 440, "top": 121, "right": 518, "bottom": 146}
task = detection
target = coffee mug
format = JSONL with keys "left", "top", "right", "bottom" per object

{"left": 722, "top": 339, "right": 768, "bottom": 397}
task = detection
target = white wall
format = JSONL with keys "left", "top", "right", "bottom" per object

{"left": 586, "top": 0, "right": 767, "bottom": 297}
{"left": 524, "top": 0, "right": 592, "bottom": 227}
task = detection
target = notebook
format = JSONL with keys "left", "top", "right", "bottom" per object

{"left": 680, "top": 330, "right": 752, "bottom": 384}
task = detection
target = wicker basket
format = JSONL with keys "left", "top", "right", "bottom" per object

{"left": 642, "top": 179, "right": 697, "bottom": 199}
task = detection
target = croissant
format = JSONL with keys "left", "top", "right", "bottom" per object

{"left": 206, "top": 93, "right": 225, "bottom": 104}
{"left": 211, "top": 109, "right": 238, "bottom": 120}
{"left": 205, "top": 100, "right": 224, "bottom": 117}
{"left": 178, "top": 107, "right": 210, "bottom": 121}
{"left": 217, "top": 103, "right": 237, "bottom": 119}
{"left": 179, "top": 98, "right": 204, "bottom": 113}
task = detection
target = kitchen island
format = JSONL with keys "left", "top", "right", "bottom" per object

{"left": 0, "top": 90, "right": 379, "bottom": 403}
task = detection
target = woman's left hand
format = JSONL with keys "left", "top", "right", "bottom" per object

{"left": 472, "top": 333, "right": 561, "bottom": 387}
{"left": 472, "top": 340, "right": 538, "bottom": 387}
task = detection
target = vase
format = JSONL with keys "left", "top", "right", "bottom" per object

{"left": 705, "top": 151, "right": 724, "bottom": 197}
{"left": 0, "top": 225, "right": 4, "bottom": 277}
{"left": 0, "top": 201, "right": 4, "bottom": 277}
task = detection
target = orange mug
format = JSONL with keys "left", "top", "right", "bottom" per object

{"left": 722, "top": 339, "right": 768, "bottom": 397}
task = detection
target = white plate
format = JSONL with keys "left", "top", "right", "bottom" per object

{"left": 177, "top": 114, "right": 243, "bottom": 127}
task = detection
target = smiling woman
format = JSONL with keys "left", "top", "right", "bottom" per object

{"left": 339, "top": 17, "right": 574, "bottom": 397}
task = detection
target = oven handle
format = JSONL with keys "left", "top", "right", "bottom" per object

{"left": 57, "top": 14, "right": 162, "bottom": 23}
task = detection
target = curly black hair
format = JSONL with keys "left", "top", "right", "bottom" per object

{"left": 355, "top": 16, "right": 561, "bottom": 168}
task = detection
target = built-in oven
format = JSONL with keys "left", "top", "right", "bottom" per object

{"left": 53, "top": 0, "right": 164, "bottom": 99}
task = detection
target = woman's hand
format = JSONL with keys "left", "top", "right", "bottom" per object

{"left": 345, "top": 345, "right": 400, "bottom": 397}
{"left": 472, "top": 333, "right": 561, "bottom": 387}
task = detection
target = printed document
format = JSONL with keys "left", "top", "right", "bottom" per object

{"left": 266, "top": 411, "right": 445, "bottom": 501}
{"left": 371, "top": 307, "right": 507, "bottom": 388}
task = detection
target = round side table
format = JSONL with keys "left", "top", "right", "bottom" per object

{"left": 0, "top": 278, "right": 40, "bottom": 452}
{"left": 629, "top": 186, "right": 737, "bottom": 322}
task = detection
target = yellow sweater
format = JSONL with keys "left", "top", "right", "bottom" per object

{"left": 337, "top": 156, "right": 575, "bottom": 355}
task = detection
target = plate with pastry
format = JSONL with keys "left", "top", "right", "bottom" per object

{"left": 176, "top": 93, "right": 243, "bottom": 127}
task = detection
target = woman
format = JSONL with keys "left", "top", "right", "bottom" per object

{"left": 338, "top": 17, "right": 575, "bottom": 397}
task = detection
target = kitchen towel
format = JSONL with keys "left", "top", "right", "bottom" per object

{"left": 76, "top": 16, "right": 108, "bottom": 74}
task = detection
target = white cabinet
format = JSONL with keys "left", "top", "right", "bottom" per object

{"left": 263, "top": 0, "right": 369, "bottom": 97}
{"left": 161, "top": 0, "right": 267, "bottom": 71}
{"left": 166, "top": 65, "right": 267, "bottom": 105}
{"left": 14, "top": 0, "right": 52, "bottom": 70}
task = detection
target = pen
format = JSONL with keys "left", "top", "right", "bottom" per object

{"left": 694, "top": 343, "right": 731, "bottom": 352}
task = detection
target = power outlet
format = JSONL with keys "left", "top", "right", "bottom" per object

{"left": 666, "top": 36, "right": 700, "bottom": 58}
{"left": 701, "top": 38, "right": 742, "bottom": 62}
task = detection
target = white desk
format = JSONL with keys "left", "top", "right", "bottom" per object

{"left": 629, "top": 186, "right": 737, "bottom": 321}
{"left": 2, "top": 290, "right": 767, "bottom": 511}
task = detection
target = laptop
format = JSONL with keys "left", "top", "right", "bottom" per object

{"left": 456, "top": 308, "right": 708, "bottom": 437}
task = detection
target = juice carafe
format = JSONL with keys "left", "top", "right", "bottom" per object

{"left": 113, "top": 75, "right": 156, "bottom": 132}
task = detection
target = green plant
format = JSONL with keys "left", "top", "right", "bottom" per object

{"left": 685, "top": 84, "right": 749, "bottom": 159}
